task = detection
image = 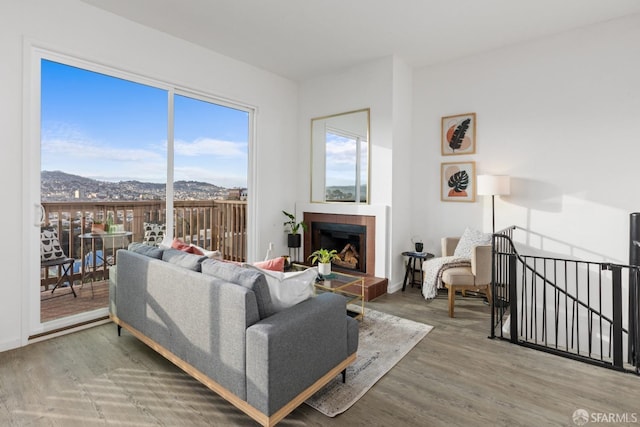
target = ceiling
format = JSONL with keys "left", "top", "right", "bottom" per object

{"left": 82, "top": 0, "right": 640, "bottom": 81}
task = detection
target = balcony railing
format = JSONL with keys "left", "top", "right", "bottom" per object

{"left": 40, "top": 200, "right": 247, "bottom": 288}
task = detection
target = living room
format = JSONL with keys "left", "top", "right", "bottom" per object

{"left": 2, "top": 0, "right": 640, "bottom": 425}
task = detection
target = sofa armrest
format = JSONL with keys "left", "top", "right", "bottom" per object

{"left": 246, "top": 292, "right": 354, "bottom": 416}
{"left": 442, "top": 237, "right": 460, "bottom": 257}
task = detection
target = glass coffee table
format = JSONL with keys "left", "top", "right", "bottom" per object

{"left": 292, "top": 264, "right": 365, "bottom": 320}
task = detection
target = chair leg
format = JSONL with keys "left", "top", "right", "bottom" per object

{"left": 51, "top": 261, "right": 76, "bottom": 298}
{"left": 447, "top": 285, "right": 455, "bottom": 317}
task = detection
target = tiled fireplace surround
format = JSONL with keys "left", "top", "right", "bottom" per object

{"left": 297, "top": 203, "right": 389, "bottom": 300}
{"left": 303, "top": 212, "right": 375, "bottom": 275}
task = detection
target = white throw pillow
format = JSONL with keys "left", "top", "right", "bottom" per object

{"left": 40, "top": 228, "right": 65, "bottom": 261}
{"left": 453, "top": 227, "right": 492, "bottom": 259}
{"left": 244, "top": 264, "right": 317, "bottom": 312}
{"left": 190, "top": 243, "right": 223, "bottom": 260}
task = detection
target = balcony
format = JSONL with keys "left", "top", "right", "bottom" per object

{"left": 40, "top": 200, "right": 247, "bottom": 291}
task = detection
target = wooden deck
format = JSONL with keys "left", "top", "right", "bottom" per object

{"left": 3, "top": 285, "right": 637, "bottom": 426}
{"left": 40, "top": 280, "right": 109, "bottom": 323}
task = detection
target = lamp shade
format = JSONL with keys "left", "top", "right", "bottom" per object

{"left": 477, "top": 175, "right": 510, "bottom": 196}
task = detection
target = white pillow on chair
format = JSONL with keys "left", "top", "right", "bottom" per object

{"left": 453, "top": 227, "right": 491, "bottom": 259}
{"left": 40, "top": 228, "right": 65, "bottom": 261}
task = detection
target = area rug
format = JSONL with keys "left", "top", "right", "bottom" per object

{"left": 304, "top": 308, "right": 433, "bottom": 417}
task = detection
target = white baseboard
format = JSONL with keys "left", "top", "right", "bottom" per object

{"left": 0, "top": 338, "right": 22, "bottom": 353}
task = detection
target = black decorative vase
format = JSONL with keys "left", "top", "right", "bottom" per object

{"left": 287, "top": 233, "right": 301, "bottom": 248}
{"left": 415, "top": 242, "right": 424, "bottom": 252}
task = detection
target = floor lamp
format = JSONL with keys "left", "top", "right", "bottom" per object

{"left": 477, "top": 175, "right": 511, "bottom": 234}
{"left": 477, "top": 174, "right": 511, "bottom": 311}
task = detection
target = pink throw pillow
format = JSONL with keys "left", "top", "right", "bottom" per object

{"left": 171, "top": 238, "right": 204, "bottom": 255}
{"left": 253, "top": 257, "right": 285, "bottom": 272}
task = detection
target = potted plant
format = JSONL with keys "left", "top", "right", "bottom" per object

{"left": 308, "top": 248, "right": 340, "bottom": 275}
{"left": 282, "top": 210, "right": 308, "bottom": 248}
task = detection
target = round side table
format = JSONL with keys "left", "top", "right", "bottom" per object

{"left": 402, "top": 251, "right": 434, "bottom": 291}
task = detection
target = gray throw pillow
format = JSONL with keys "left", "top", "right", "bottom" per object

{"left": 201, "top": 259, "right": 275, "bottom": 319}
{"left": 128, "top": 242, "right": 164, "bottom": 259}
{"left": 162, "top": 248, "right": 207, "bottom": 272}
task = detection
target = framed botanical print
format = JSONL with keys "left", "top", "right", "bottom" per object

{"left": 441, "top": 112, "right": 476, "bottom": 156}
{"left": 441, "top": 161, "right": 476, "bottom": 202}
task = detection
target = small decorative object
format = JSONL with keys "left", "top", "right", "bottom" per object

{"left": 91, "top": 220, "right": 105, "bottom": 234}
{"left": 411, "top": 236, "right": 424, "bottom": 253}
{"left": 283, "top": 210, "right": 308, "bottom": 248}
{"left": 441, "top": 112, "right": 476, "bottom": 156}
{"left": 441, "top": 161, "right": 476, "bottom": 202}
{"left": 308, "top": 248, "right": 340, "bottom": 275}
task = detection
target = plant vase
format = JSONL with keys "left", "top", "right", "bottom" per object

{"left": 318, "top": 262, "right": 332, "bottom": 276}
{"left": 91, "top": 223, "right": 105, "bottom": 234}
{"left": 287, "top": 233, "right": 301, "bottom": 248}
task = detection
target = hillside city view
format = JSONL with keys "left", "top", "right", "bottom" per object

{"left": 41, "top": 170, "right": 247, "bottom": 202}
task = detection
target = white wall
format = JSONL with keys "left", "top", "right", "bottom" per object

{"left": 0, "top": 0, "right": 298, "bottom": 351}
{"left": 390, "top": 59, "right": 414, "bottom": 291}
{"left": 298, "top": 56, "right": 415, "bottom": 288}
{"left": 412, "top": 13, "right": 640, "bottom": 264}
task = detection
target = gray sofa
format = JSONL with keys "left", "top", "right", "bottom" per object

{"left": 109, "top": 247, "right": 359, "bottom": 426}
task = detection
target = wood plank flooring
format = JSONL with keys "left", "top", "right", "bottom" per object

{"left": 1, "top": 286, "right": 638, "bottom": 426}
{"left": 40, "top": 280, "right": 109, "bottom": 323}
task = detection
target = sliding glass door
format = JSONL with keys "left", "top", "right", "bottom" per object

{"left": 36, "top": 53, "right": 251, "bottom": 330}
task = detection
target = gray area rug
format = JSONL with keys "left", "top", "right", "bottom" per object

{"left": 304, "top": 308, "right": 434, "bottom": 417}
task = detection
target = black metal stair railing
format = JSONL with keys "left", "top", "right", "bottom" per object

{"left": 489, "top": 229, "right": 640, "bottom": 375}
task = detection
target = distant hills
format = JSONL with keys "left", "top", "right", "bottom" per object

{"left": 41, "top": 170, "right": 229, "bottom": 201}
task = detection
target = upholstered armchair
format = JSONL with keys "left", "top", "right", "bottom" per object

{"left": 440, "top": 237, "right": 492, "bottom": 318}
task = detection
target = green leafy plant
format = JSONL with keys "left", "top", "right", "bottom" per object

{"left": 282, "top": 210, "right": 308, "bottom": 234}
{"left": 308, "top": 248, "right": 340, "bottom": 264}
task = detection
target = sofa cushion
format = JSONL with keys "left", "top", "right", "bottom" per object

{"left": 453, "top": 227, "right": 491, "bottom": 259}
{"left": 162, "top": 248, "right": 207, "bottom": 272}
{"left": 244, "top": 264, "right": 317, "bottom": 312}
{"left": 128, "top": 242, "right": 164, "bottom": 259}
{"left": 201, "top": 259, "right": 275, "bottom": 319}
{"left": 442, "top": 266, "right": 475, "bottom": 285}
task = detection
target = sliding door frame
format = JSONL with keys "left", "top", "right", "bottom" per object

{"left": 22, "top": 43, "right": 257, "bottom": 343}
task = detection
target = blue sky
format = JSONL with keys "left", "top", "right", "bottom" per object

{"left": 40, "top": 59, "right": 249, "bottom": 188}
{"left": 325, "top": 132, "right": 367, "bottom": 187}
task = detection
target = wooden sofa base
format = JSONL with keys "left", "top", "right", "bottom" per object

{"left": 110, "top": 314, "right": 356, "bottom": 426}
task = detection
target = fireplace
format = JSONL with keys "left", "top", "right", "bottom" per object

{"left": 312, "top": 222, "right": 366, "bottom": 273}
{"left": 304, "top": 212, "right": 376, "bottom": 276}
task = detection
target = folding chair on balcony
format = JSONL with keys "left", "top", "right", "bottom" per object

{"left": 40, "top": 227, "right": 76, "bottom": 298}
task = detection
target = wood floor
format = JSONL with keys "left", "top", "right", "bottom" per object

{"left": 1, "top": 286, "right": 638, "bottom": 426}
{"left": 40, "top": 280, "right": 109, "bottom": 323}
